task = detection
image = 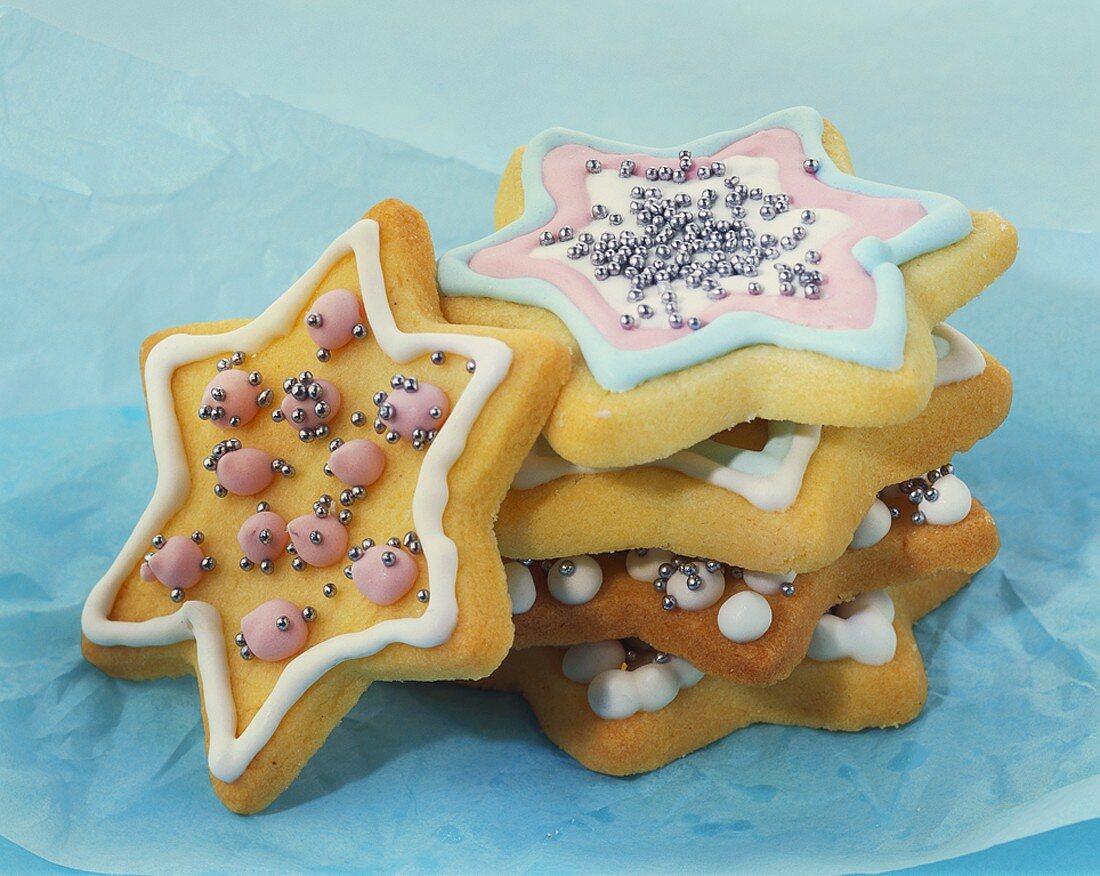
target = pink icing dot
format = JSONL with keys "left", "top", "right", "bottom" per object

{"left": 240, "top": 598, "right": 308, "bottom": 661}
{"left": 237, "top": 510, "right": 290, "bottom": 563}
{"left": 201, "top": 369, "right": 260, "bottom": 429}
{"left": 305, "top": 288, "right": 364, "bottom": 351}
{"left": 147, "top": 535, "right": 206, "bottom": 590}
{"left": 286, "top": 514, "right": 348, "bottom": 568}
{"left": 383, "top": 382, "right": 450, "bottom": 436}
{"left": 140, "top": 562, "right": 156, "bottom": 582}
{"left": 279, "top": 378, "right": 342, "bottom": 430}
{"left": 216, "top": 447, "right": 275, "bottom": 496}
{"left": 328, "top": 439, "right": 385, "bottom": 487}
{"left": 351, "top": 545, "right": 418, "bottom": 606}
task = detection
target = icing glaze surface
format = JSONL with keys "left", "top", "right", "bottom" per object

{"left": 586, "top": 656, "right": 704, "bottom": 720}
{"left": 717, "top": 590, "right": 773, "bottom": 643}
{"left": 504, "top": 561, "right": 536, "bottom": 615}
{"left": 440, "top": 108, "right": 972, "bottom": 391}
{"left": 547, "top": 555, "right": 603, "bottom": 605}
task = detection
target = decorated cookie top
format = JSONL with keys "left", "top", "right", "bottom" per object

{"left": 439, "top": 107, "right": 971, "bottom": 391}
{"left": 82, "top": 213, "right": 520, "bottom": 788}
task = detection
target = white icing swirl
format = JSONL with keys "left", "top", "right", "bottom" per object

{"left": 505, "top": 561, "right": 536, "bottom": 615}
{"left": 587, "top": 657, "right": 704, "bottom": 720}
{"left": 547, "top": 555, "right": 603, "bottom": 605}
{"left": 933, "top": 323, "right": 985, "bottom": 387}
{"left": 562, "top": 640, "right": 625, "bottom": 683}
{"left": 807, "top": 591, "right": 897, "bottom": 665}
{"left": 717, "top": 590, "right": 773, "bottom": 643}
{"left": 850, "top": 498, "right": 893, "bottom": 549}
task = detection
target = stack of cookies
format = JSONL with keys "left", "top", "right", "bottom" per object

{"left": 83, "top": 108, "right": 1015, "bottom": 812}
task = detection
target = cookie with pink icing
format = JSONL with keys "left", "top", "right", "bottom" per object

{"left": 139, "top": 532, "right": 215, "bottom": 601}
{"left": 305, "top": 287, "right": 367, "bottom": 361}
{"left": 438, "top": 108, "right": 1017, "bottom": 470}
{"left": 236, "top": 598, "right": 315, "bottom": 662}
{"left": 371, "top": 374, "right": 450, "bottom": 449}
{"left": 197, "top": 353, "right": 274, "bottom": 429}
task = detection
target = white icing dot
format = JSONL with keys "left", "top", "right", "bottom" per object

{"left": 504, "top": 562, "right": 536, "bottom": 615}
{"left": 741, "top": 569, "right": 795, "bottom": 595}
{"left": 547, "top": 555, "right": 603, "bottom": 605}
{"left": 586, "top": 658, "right": 704, "bottom": 720}
{"left": 922, "top": 474, "right": 972, "bottom": 525}
{"left": 666, "top": 564, "right": 725, "bottom": 611}
{"left": 624, "top": 548, "right": 675, "bottom": 583}
{"left": 807, "top": 591, "right": 897, "bottom": 665}
{"left": 717, "top": 590, "right": 773, "bottom": 643}
{"left": 850, "top": 498, "right": 893, "bottom": 549}
{"left": 562, "top": 640, "right": 625, "bottom": 683}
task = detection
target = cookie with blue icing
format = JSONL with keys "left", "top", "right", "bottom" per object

{"left": 439, "top": 108, "right": 1017, "bottom": 468}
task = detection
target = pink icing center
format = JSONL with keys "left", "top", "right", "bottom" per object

{"left": 468, "top": 128, "right": 927, "bottom": 351}
{"left": 240, "top": 598, "right": 308, "bottom": 661}
{"left": 328, "top": 439, "right": 386, "bottom": 487}
{"left": 305, "top": 288, "right": 364, "bottom": 351}
{"left": 384, "top": 382, "right": 450, "bottom": 435}
{"left": 216, "top": 447, "right": 275, "bottom": 496}
{"left": 279, "top": 378, "right": 342, "bottom": 430}
{"left": 146, "top": 536, "right": 205, "bottom": 590}
{"left": 351, "top": 545, "right": 418, "bottom": 606}
{"left": 201, "top": 368, "right": 260, "bottom": 429}
{"left": 286, "top": 514, "right": 348, "bottom": 567}
{"left": 237, "top": 510, "right": 290, "bottom": 563}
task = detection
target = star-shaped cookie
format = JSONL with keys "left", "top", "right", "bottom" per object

{"left": 498, "top": 324, "right": 1011, "bottom": 572}
{"left": 502, "top": 494, "right": 998, "bottom": 686}
{"left": 480, "top": 562, "right": 984, "bottom": 776}
{"left": 81, "top": 200, "right": 569, "bottom": 812}
{"left": 438, "top": 107, "right": 1017, "bottom": 467}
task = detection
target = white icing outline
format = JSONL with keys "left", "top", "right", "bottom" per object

{"left": 514, "top": 423, "right": 821, "bottom": 513}
{"left": 933, "top": 322, "right": 985, "bottom": 386}
{"left": 511, "top": 324, "right": 980, "bottom": 511}
{"left": 81, "top": 220, "right": 514, "bottom": 783}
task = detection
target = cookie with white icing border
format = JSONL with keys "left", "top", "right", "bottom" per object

{"left": 438, "top": 108, "right": 1016, "bottom": 468}
{"left": 498, "top": 325, "right": 1010, "bottom": 571}
{"left": 478, "top": 565, "right": 975, "bottom": 776}
{"left": 80, "top": 200, "right": 570, "bottom": 813}
{"left": 505, "top": 494, "right": 998, "bottom": 686}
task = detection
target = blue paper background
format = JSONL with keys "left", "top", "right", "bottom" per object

{"left": 0, "top": 4, "right": 1097, "bottom": 873}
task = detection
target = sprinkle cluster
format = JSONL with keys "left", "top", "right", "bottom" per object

{"left": 884, "top": 463, "right": 956, "bottom": 525}
{"left": 539, "top": 150, "right": 828, "bottom": 331}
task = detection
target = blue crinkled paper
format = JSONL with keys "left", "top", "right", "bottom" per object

{"left": 0, "top": 9, "right": 1097, "bottom": 874}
